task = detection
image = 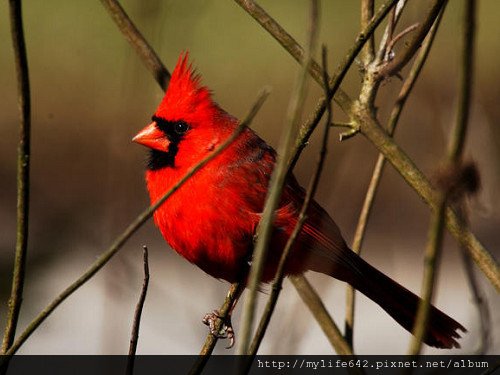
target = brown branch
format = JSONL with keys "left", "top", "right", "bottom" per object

{"left": 360, "top": 0, "right": 375, "bottom": 65}
{"left": 344, "top": 6, "right": 445, "bottom": 347}
{"left": 386, "top": 23, "right": 420, "bottom": 55}
{"left": 457, "top": 203, "right": 490, "bottom": 354}
{"left": 126, "top": 246, "right": 150, "bottom": 375}
{"left": 377, "top": 0, "right": 447, "bottom": 79}
{"left": 246, "top": 45, "right": 332, "bottom": 365}
{"left": 376, "top": 0, "right": 409, "bottom": 63}
{"left": 409, "top": 0, "right": 476, "bottom": 355}
{"left": 2, "top": 0, "right": 31, "bottom": 355}
{"left": 234, "top": 0, "right": 399, "bottom": 161}
{"left": 189, "top": 281, "right": 245, "bottom": 375}
{"left": 291, "top": 275, "right": 356, "bottom": 357}
{"left": 99, "top": 0, "right": 170, "bottom": 91}
{"left": 237, "top": 0, "right": 320, "bottom": 355}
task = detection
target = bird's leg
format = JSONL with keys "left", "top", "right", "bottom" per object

{"left": 202, "top": 286, "right": 243, "bottom": 349}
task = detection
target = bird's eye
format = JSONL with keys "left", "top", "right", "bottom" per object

{"left": 174, "top": 121, "right": 189, "bottom": 135}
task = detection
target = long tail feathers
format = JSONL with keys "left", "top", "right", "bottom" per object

{"left": 336, "top": 254, "right": 466, "bottom": 349}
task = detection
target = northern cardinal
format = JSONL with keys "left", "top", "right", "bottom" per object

{"left": 133, "top": 52, "right": 465, "bottom": 349}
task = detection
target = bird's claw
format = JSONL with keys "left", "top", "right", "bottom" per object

{"left": 202, "top": 310, "right": 235, "bottom": 349}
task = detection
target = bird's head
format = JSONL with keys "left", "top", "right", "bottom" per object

{"left": 133, "top": 52, "right": 235, "bottom": 170}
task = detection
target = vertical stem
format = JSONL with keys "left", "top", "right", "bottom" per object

{"left": 344, "top": 7, "right": 445, "bottom": 348}
{"left": 247, "top": 45, "right": 331, "bottom": 362}
{"left": 237, "top": 0, "right": 319, "bottom": 355}
{"left": 360, "top": 0, "right": 374, "bottom": 65}
{"left": 409, "top": 0, "right": 476, "bottom": 355}
{"left": 125, "top": 246, "right": 150, "bottom": 375}
{"left": 2, "top": 0, "right": 31, "bottom": 355}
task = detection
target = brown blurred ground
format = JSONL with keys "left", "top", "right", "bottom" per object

{"left": 0, "top": 0, "right": 499, "bottom": 354}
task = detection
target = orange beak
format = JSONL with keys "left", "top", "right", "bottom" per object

{"left": 132, "top": 121, "right": 170, "bottom": 152}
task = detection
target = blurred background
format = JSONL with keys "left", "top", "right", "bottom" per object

{"left": 0, "top": 0, "right": 499, "bottom": 355}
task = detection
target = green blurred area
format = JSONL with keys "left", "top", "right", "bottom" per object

{"left": 0, "top": 0, "right": 499, "bottom": 354}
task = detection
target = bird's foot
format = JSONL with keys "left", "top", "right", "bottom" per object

{"left": 202, "top": 310, "right": 235, "bottom": 349}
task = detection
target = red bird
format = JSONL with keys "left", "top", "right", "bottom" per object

{"left": 133, "top": 52, "right": 465, "bottom": 349}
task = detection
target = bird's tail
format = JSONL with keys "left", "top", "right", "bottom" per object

{"left": 332, "top": 253, "right": 466, "bottom": 349}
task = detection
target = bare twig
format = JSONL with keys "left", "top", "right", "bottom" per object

{"left": 344, "top": 7, "right": 445, "bottom": 348}
{"left": 99, "top": 0, "right": 170, "bottom": 90}
{"left": 126, "top": 246, "right": 150, "bottom": 375}
{"left": 291, "top": 275, "right": 355, "bottom": 357}
{"left": 409, "top": 0, "right": 476, "bottom": 355}
{"left": 247, "top": 45, "right": 331, "bottom": 364}
{"left": 376, "top": 0, "right": 409, "bottom": 63}
{"left": 4, "top": 88, "right": 270, "bottom": 356}
{"left": 386, "top": 23, "right": 420, "bottom": 56}
{"left": 376, "top": 0, "right": 447, "bottom": 80}
{"left": 237, "top": 0, "right": 320, "bottom": 355}
{"left": 457, "top": 203, "right": 490, "bottom": 354}
{"left": 2, "top": 0, "right": 31, "bottom": 355}
{"left": 360, "top": 0, "right": 375, "bottom": 66}
{"left": 234, "top": 0, "right": 399, "bottom": 156}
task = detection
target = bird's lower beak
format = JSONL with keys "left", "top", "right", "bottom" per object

{"left": 133, "top": 122, "right": 170, "bottom": 152}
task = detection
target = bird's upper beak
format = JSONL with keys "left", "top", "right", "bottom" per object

{"left": 132, "top": 121, "right": 170, "bottom": 152}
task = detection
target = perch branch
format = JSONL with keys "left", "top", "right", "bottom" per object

{"left": 189, "top": 282, "right": 245, "bottom": 375}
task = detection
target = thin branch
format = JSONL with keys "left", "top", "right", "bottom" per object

{"left": 99, "top": 0, "right": 170, "bottom": 90}
{"left": 126, "top": 246, "right": 150, "bottom": 375}
{"left": 386, "top": 23, "right": 420, "bottom": 55}
{"left": 344, "top": 7, "right": 445, "bottom": 347}
{"left": 360, "top": 0, "right": 375, "bottom": 65}
{"left": 2, "top": 0, "right": 31, "bottom": 355}
{"left": 234, "top": 0, "right": 399, "bottom": 159}
{"left": 241, "top": 0, "right": 499, "bottom": 301}
{"left": 408, "top": 191, "right": 447, "bottom": 355}
{"left": 237, "top": 0, "right": 320, "bottom": 355}
{"left": 375, "top": 0, "right": 409, "bottom": 64}
{"left": 246, "top": 45, "right": 332, "bottom": 364}
{"left": 291, "top": 275, "right": 355, "bottom": 357}
{"left": 457, "top": 203, "right": 490, "bottom": 354}
{"left": 409, "top": 0, "right": 476, "bottom": 355}
{"left": 189, "top": 281, "right": 245, "bottom": 375}
{"left": 376, "top": 0, "right": 447, "bottom": 80}
{"left": 289, "top": 0, "right": 399, "bottom": 170}
{"left": 4, "top": 88, "right": 270, "bottom": 356}
{"left": 348, "top": 105, "right": 500, "bottom": 295}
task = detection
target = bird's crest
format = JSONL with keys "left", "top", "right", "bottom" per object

{"left": 154, "top": 52, "right": 215, "bottom": 122}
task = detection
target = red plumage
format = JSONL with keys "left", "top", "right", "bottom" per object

{"left": 133, "top": 52, "right": 465, "bottom": 349}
